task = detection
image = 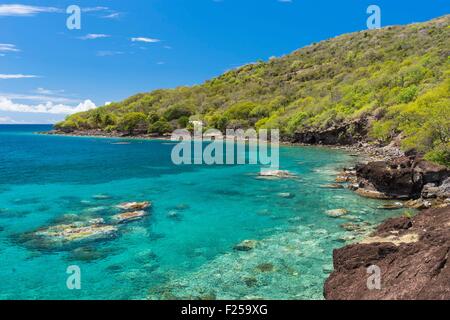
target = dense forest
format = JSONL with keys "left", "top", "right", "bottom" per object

{"left": 56, "top": 15, "right": 449, "bottom": 165}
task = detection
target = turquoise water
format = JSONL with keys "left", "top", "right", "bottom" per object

{"left": 0, "top": 125, "right": 402, "bottom": 300}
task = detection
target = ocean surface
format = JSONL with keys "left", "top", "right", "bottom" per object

{"left": 0, "top": 125, "right": 403, "bottom": 300}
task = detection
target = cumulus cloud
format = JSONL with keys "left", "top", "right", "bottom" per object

{"left": 131, "top": 37, "right": 160, "bottom": 43}
{"left": 0, "top": 43, "right": 20, "bottom": 52}
{"left": 78, "top": 34, "right": 110, "bottom": 40}
{"left": 0, "top": 74, "right": 38, "bottom": 79}
{"left": 0, "top": 97, "right": 97, "bottom": 114}
{"left": 0, "top": 4, "right": 60, "bottom": 16}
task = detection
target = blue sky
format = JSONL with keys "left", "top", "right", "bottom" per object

{"left": 0, "top": 0, "right": 448, "bottom": 124}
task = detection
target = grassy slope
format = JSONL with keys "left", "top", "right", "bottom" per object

{"left": 57, "top": 15, "right": 450, "bottom": 165}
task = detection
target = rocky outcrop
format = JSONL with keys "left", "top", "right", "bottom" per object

{"left": 293, "top": 119, "right": 368, "bottom": 145}
{"left": 354, "top": 156, "right": 449, "bottom": 200}
{"left": 324, "top": 206, "right": 450, "bottom": 300}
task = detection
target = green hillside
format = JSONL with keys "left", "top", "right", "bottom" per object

{"left": 56, "top": 15, "right": 450, "bottom": 165}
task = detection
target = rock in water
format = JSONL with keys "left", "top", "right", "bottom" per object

{"left": 116, "top": 201, "right": 151, "bottom": 211}
{"left": 92, "top": 194, "right": 111, "bottom": 200}
{"left": 325, "top": 209, "right": 349, "bottom": 218}
{"left": 21, "top": 222, "right": 118, "bottom": 250}
{"left": 320, "top": 184, "right": 345, "bottom": 189}
{"left": 377, "top": 202, "right": 404, "bottom": 210}
{"left": 258, "top": 170, "right": 296, "bottom": 179}
{"left": 278, "top": 192, "right": 295, "bottom": 199}
{"left": 112, "top": 211, "right": 148, "bottom": 224}
{"left": 233, "top": 240, "right": 258, "bottom": 251}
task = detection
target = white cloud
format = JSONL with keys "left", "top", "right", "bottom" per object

{"left": 0, "top": 74, "right": 38, "bottom": 79}
{"left": 0, "top": 43, "right": 20, "bottom": 52}
{"left": 34, "top": 87, "right": 65, "bottom": 95}
{"left": 0, "top": 97, "right": 97, "bottom": 114}
{"left": 0, "top": 93, "right": 77, "bottom": 104}
{"left": 0, "top": 116, "right": 14, "bottom": 123}
{"left": 96, "top": 50, "right": 124, "bottom": 57}
{"left": 131, "top": 37, "right": 160, "bottom": 43}
{"left": 103, "top": 12, "right": 121, "bottom": 19}
{"left": 0, "top": 4, "right": 60, "bottom": 16}
{"left": 82, "top": 7, "right": 109, "bottom": 13}
{"left": 79, "top": 34, "right": 110, "bottom": 40}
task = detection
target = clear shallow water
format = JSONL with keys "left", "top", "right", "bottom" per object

{"left": 0, "top": 125, "right": 402, "bottom": 300}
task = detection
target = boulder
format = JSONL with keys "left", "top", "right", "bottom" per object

{"left": 116, "top": 201, "right": 151, "bottom": 211}
{"left": 21, "top": 222, "right": 118, "bottom": 250}
{"left": 355, "top": 157, "right": 449, "bottom": 199}
{"left": 234, "top": 240, "right": 258, "bottom": 251}
{"left": 324, "top": 206, "right": 450, "bottom": 300}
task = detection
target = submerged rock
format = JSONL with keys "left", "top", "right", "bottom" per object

{"left": 320, "top": 184, "right": 345, "bottom": 189}
{"left": 377, "top": 202, "right": 404, "bottom": 210}
{"left": 258, "top": 170, "right": 296, "bottom": 179}
{"left": 116, "top": 201, "right": 151, "bottom": 211}
{"left": 20, "top": 221, "right": 118, "bottom": 250}
{"left": 256, "top": 263, "right": 275, "bottom": 273}
{"left": 325, "top": 209, "right": 349, "bottom": 218}
{"left": 92, "top": 194, "right": 112, "bottom": 200}
{"left": 243, "top": 277, "right": 258, "bottom": 288}
{"left": 112, "top": 211, "right": 148, "bottom": 224}
{"left": 67, "top": 246, "right": 110, "bottom": 262}
{"left": 278, "top": 192, "right": 295, "bottom": 199}
{"left": 234, "top": 240, "right": 258, "bottom": 251}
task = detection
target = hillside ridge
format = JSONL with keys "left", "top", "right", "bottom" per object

{"left": 55, "top": 14, "right": 449, "bottom": 165}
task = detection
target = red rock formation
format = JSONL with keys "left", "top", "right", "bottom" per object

{"left": 324, "top": 206, "right": 450, "bottom": 300}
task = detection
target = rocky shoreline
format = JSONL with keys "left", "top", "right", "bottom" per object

{"left": 322, "top": 145, "right": 450, "bottom": 300}
{"left": 40, "top": 129, "right": 171, "bottom": 140}
{"left": 324, "top": 205, "right": 450, "bottom": 300}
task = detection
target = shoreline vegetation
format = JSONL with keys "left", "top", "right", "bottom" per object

{"left": 43, "top": 15, "right": 449, "bottom": 299}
